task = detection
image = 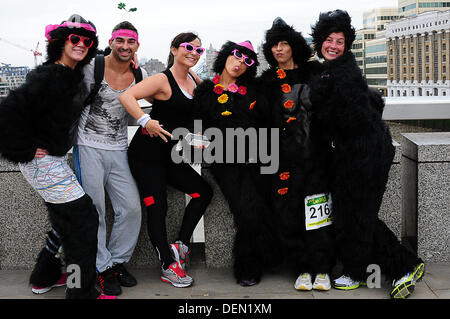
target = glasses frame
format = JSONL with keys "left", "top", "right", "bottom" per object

{"left": 231, "top": 49, "right": 255, "bottom": 67}
{"left": 67, "top": 34, "right": 94, "bottom": 49}
{"left": 179, "top": 42, "right": 205, "bottom": 55}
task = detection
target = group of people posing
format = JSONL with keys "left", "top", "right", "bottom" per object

{"left": 0, "top": 10, "right": 425, "bottom": 299}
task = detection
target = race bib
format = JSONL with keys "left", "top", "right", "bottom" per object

{"left": 304, "top": 193, "right": 333, "bottom": 231}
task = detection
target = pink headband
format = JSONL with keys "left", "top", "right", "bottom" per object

{"left": 110, "top": 29, "right": 139, "bottom": 44}
{"left": 45, "top": 22, "right": 96, "bottom": 40}
{"left": 237, "top": 41, "right": 255, "bottom": 52}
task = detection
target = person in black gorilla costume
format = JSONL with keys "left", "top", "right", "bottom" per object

{"left": 0, "top": 14, "right": 113, "bottom": 299}
{"left": 309, "top": 9, "right": 424, "bottom": 298}
{"left": 259, "top": 18, "right": 336, "bottom": 291}
{"left": 193, "top": 40, "right": 280, "bottom": 286}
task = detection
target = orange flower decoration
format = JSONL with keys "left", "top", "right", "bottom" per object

{"left": 277, "top": 188, "right": 289, "bottom": 195}
{"left": 279, "top": 172, "right": 290, "bottom": 180}
{"left": 221, "top": 110, "right": 232, "bottom": 116}
{"left": 217, "top": 94, "right": 229, "bottom": 104}
{"left": 286, "top": 117, "right": 296, "bottom": 123}
{"left": 283, "top": 100, "right": 294, "bottom": 109}
{"left": 249, "top": 101, "right": 256, "bottom": 110}
{"left": 281, "top": 83, "right": 291, "bottom": 93}
{"left": 277, "top": 68, "right": 286, "bottom": 79}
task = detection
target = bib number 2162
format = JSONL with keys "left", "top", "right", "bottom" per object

{"left": 304, "top": 193, "right": 333, "bottom": 231}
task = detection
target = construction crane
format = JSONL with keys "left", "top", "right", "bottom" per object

{"left": 0, "top": 37, "right": 42, "bottom": 67}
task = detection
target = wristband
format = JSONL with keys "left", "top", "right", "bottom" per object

{"left": 137, "top": 113, "right": 151, "bottom": 128}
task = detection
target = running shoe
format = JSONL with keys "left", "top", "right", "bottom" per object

{"left": 390, "top": 263, "right": 425, "bottom": 299}
{"left": 97, "top": 267, "right": 122, "bottom": 296}
{"left": 31, "top": 273, "right": 67, "bottom": 294}
{"left": 294, "top": 273, "right": 313, "bottom": 291}
{"left": 112, "top": 263, "right": 137, "bottom": 287}
{"left": 332, "top": 275, "right": 365, "bottom": 290}
{"left": 170, "top": 241, "right": 191, "bottom": 269}
{"left": 161, "top": 261, "right": 194, "bottom": 288}
{"left": 313, "top": 273, "right": 331, "bottom": 291}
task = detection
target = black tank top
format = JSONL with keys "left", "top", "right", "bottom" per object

{"left": 128, "top": 69, "right": 197, "bottom": 161}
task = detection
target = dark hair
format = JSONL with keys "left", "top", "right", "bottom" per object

{"left": 112, "top": 21, "right": 138, "bottom": 34}
{"left": 45, "top": 14, "right": 98, "bottom": 69}
{"left": 263, "top": 17, "right": 312, "bottom": 68}
{"left": 311, "top": 9, "right": 356, "bottom": 59}
{"left": 166, "top": 32, "right": 200, "bottom": 69}
{"left": 213, "top": 41, "right": 259, "bottom": 84}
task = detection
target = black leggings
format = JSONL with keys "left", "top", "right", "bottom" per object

{"left": 129, "top": 158, "right": 212, "bottom": 269}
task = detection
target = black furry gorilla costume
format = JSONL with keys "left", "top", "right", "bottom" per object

{"left": 309, "top": 10, "right": 423, "bottom": 289}
{"left": 259, "top": 18, "right": 336, "bottom": 278}
{"left": 0, "top": 15, "right": 100, "bottom": 299}
{"left": 193, "top": 41, "right": 280, "bottom": 286}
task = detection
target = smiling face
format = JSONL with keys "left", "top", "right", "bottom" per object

{"left": 110, "top": 36, "right": 139, "bottom": 62}
{"left": 321, "top": 32, "right": 346, "bottom": 61}
{"left": 172, "top": 37, "right": 202, "bottom": 68}
{"left": 62, "top": 37, "right": 89, "bottom": 63}
{"left": 271, "top": 41, "right": 293, "bottom": 66}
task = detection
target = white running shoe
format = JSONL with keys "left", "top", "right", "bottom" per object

{"left": 294, "top": 273, "right": 313, "bottom": 291}
{"left": 313, "top": 273, "right": 331, "bottom": 291}
{"left": 332, "top": 275, "right": 363, "bottom": 290}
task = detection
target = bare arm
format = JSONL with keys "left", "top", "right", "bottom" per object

{"left": 119, "top": 73, "right": 173, "bottom": 142}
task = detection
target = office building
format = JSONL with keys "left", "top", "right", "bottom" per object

{"left": 386, "top": 10, "right": 450, "bottom": 97}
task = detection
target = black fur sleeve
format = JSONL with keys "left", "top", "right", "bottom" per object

{"left": 309, "top": 52, "right": 383, "bottom": 137}
{"left": 0, "top": 64, "right": 83, "bottom": 163}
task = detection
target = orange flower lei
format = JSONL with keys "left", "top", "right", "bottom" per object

{"left": 279, "top": 172, "right": 290, "bottom": 180}
{"left": 284, "top": 100, "right": 294, "bottom": 109}
{"left": 286, "top": 117, "right": 296, "bottom": 123}
{"left": 276, "top": 68, "right": 286, "bottom": 79}
{"left": 277, "top": 188, "right": 289, "bottom": 195}
{"left": 281, "top": 83, "right": 291, "bottom": 93}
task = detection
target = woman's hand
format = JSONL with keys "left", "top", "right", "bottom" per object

{"left": 145, "top": 119, "right": 172, "bottom": 142}
{"left": 35, "top": 148, "right": 48, "bottom": 158}
{"left": 131, "top": 53, "right": 139, "bottom": 69}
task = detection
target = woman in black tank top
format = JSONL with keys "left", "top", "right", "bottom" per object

{"left": 119, "top": 32, "right": 212, "bottom": 288}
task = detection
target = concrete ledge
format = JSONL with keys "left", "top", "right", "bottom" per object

{"left": 379, "top": 140, "right": 402, "bottom": 239}
{"left": 2, "top": 133, "right": 449, "bottom": 270}
{"left": 401, "top": 132, "right": 450, "bottom": 262}
{"left": 0, "top": 153, "right": 184, "bottom": 270}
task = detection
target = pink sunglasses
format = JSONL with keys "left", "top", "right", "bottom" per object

{"left": 67, "top": 34, "right": 93, "bottom": 48}
{"left": 179, "top": 42, "right": 205, "bottom": 55}
{"left": 231, "top": 49, "right": 255, "bottom": 67}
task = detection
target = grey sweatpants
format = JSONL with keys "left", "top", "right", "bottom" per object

{"left": 74, "top": 145, "right": 142, "bottom": 273}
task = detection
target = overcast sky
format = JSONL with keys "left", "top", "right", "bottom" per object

{"left": 0, "top": 0, "right": 399, "bottom": 68}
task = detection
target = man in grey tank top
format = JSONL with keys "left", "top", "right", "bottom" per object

{"left": 74, "top": 21, "right": 148, "bottom": 296}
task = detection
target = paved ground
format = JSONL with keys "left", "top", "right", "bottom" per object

{"left": 1, "top": 262, "right": 448, "bottom": 300}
